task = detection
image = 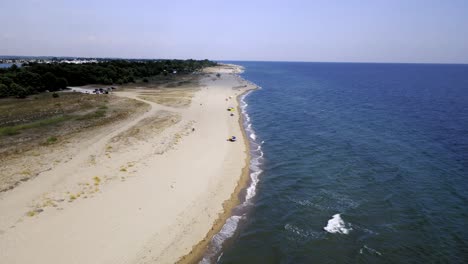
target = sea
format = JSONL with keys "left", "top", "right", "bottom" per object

{"left": 202, "top": 61, "right": 468, "bottom": 263}
{"left": 0, "top": 63, "right": 19, "bottom": 68}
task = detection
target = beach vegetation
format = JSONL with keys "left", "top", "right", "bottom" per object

{"left": 77, "top": 109, "right": 106, "bottom": 120}
{"left": 11, "top": 83, "right": 28, "bottom": 98}
{"left": 46, "top": 136, "right": 58, "bottom": 144}
{"left": 0, "top": 116, "right": 70, "bottom": 136}
{"left": 26, "top": 211, "right": 36, "bottom": 217}
{"left": 93, "top": 176, "right": 101, "bottom": 185}
{"left": 0, "top": 59, "right": 217, "bottom": 98}
{"left": 0, "top": 84, "right": 8, "bottom": 96}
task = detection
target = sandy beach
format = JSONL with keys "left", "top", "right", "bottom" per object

{"left": 0, "top": 64, "right": 255, "bottom": 263}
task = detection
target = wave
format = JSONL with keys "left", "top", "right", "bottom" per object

{"left": 323, "top": 214, "right": 353, "bottom": 234}
{"left": 284, "top": 223, "right": 324, "bottom": 240}
{"left": 199, "top": 86, "right": 264, "bottom": 263}
{"left": 200, "top": 216, "right": 243, "bottom": 264}
{"left": 288, "top": 190, "right": 360, "bottom": 213}
{"left": 359, "top": 245, "right": 383, "bottom": 256}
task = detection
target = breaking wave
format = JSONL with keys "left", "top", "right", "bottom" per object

{"left": 323, "top": 214, "right": 353, "bottom": 235}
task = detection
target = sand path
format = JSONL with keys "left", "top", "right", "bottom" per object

{"left": 0, "top": 89, "right": 179, "bottom": 226}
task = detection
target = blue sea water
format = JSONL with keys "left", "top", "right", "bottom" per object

{"left": 211, "top": 62, "right": 468, "bottom": 263}
{"left": 0, "top": 63, "right": 14, "bottom": 68}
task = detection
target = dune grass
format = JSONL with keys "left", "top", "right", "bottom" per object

{"left": 76, "top": 109, "right": 107, "bottom": 120}
{"left": 46, "top": 136, "right": 58, "bottom": 144}
{"left": 0, "top": 116, "right": 71, "bottom": 136}
{"left": 0, "top": 106, "right": 108, "bottom": 137}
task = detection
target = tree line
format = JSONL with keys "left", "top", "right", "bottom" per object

{"left": 0, "top": 59, "right": 217, "bottom": 98}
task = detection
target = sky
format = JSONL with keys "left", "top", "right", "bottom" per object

{"left": 1, "top": 0, "right": 468, "bottom": 63}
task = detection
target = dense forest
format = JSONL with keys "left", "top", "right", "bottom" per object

{"left": 0, "top": 59, "right": 217, "bottom": 98}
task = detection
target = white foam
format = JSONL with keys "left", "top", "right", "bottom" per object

{"left": 250, "top": 133, "right": 256, "bottom": 140}
{"left": 323, "top": 214, "right": 352, "bottom": 234}
{"left": 259, "top": 150, "right": 264, "bottom": 158}
{"left": 199, "top": 215, "right": 243, "bottom": 264}
{"left": 285, "top": 223, "right": 308, "bottom": 238}
{"left": 244, "top": 169, "right": 262, "bottom": 203}
{"left": 360, "top": 245, "right": 382, "bottom": 256}
{"left": 285, "top": 223, "right": 324, "bottom": 240}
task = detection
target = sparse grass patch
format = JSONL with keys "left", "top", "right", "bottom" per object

{"left": 77, "top": 109, "right": 107, "bottom": 120}
{"left": 42, "top": 199, "right": 56, "bottom": 207}
{"left": 0, "top": 127, "right": 20, "bottom": 136}
{"left": 69, "top": 194, "right": 76, "bottom": 200}
{"left": 26, "top": 211, "right": 36, "bottom": 217}
{"left": 89, "top": 155, "right": 96, "bottom": 165}
{"left": 93, "top": 176, "right": 101, "bottom": 185}
{"left": 46, "top": 136, "right": 58, "bottom": 144}
{"left": 0, "top": 116, "right": 71, "bottom": 137}
{"left": 20, "top": 170, "right": 32, "bottom": 175}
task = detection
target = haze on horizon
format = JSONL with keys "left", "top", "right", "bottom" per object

{"left": 1, "top": 0, "right": 468, "bottom": 64}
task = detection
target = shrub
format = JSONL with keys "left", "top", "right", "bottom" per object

{"left": 52, "top": 92, "right": 59, "bottom": 98}
{"left": 0, "top": 84, "right": 9, "bottom": 97}
{"left": 46, "top": 136, "right": 58, "bottom": 144}
{"left": 11, "top": 83, "right": 28, "bottom": 98}
{"left": 0, "top": 127, "right": 20, "bottom": 136}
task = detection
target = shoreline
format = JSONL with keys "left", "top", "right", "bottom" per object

{"left": 177, "top": 72, "right": 257, "bottom": 263}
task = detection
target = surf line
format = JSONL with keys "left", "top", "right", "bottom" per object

{"left": 199, "top": 82, "right": 264, "bottom": 263}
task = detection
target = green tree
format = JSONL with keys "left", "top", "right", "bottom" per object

{"left": 11, "top": 83, "right": 28, "bottom": 98}
{"left": 16, "top": 71, "right": 42, "bottom": 89}
{"left": 0, "top": 84, "right": 9, "bottom": 97}
{"left": 0, "top": 76, "right": 13, "bottom": 87}
{"left": 42, "top": 72, "right": 58, "bottom": 90}
{"left": 0, "top": 59, "right": 218, "bottom": 98}
{"left": 57, "top": 77, "right": 68, "bottom": 89}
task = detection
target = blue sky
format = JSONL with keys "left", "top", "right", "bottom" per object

{"left": 1, "top": 0, "right": 468, "bottom": 63}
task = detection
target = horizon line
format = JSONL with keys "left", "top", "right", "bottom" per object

{"left": 1, "top": 54, "right": 467, "bottom": 66}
